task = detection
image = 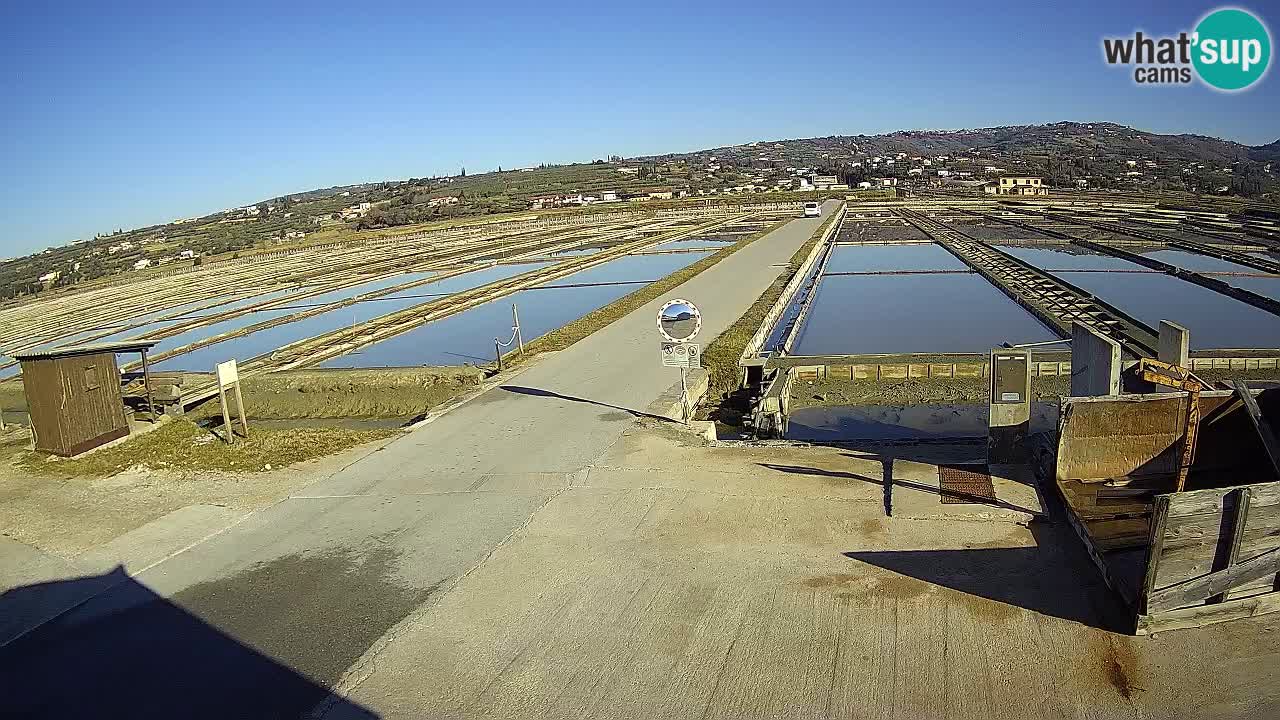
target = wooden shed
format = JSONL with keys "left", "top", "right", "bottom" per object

{"left": 12, "top": 341, "right": 158, "bottom": 457}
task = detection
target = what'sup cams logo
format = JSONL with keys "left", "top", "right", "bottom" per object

{"left": 1103, "top": 7, "right": 1271, "bottom": 91}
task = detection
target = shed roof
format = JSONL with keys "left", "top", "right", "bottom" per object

{"left": 12, "top": 340, "right": 160, "bottom": 362}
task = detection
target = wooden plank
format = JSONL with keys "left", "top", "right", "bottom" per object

{"left": 1230, "top": 380, "right": 1280, "bottom": 481}
{"left": 1097, "top": 487, "right": 1155, "bottom": 501}
{"left": 1058, "top": 479, "right": 1152, "bottom": 519}
{"left": 1137, "top": 590, "right": 1280, "bottom": 634}
{"left": 1140, "top": 495, "right": 1170, "bottom": 614}
{"left": 1086, "top": 518, "right": 1151, "bottom": 551}
{"left": 1165, "top": 481, "right": 1280, "bottom": 519}
{"left": 1147, "top": 545, "right": 1280, "bottom": 613}
{"left": 1211, "top": 487, "right": 1251, "bottom": 604}
{"left": 1056, "top": 481, "right": 1139, "bottom": 611}
{"left": 1155, "top": 508, "right": 1280, "bottom": 587}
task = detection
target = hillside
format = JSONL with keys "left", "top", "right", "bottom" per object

{"left": 3, "top": 121, "right": 1277, "bottom": 301}
{"left": 642, "top": 122, "right": 1264, "bottom": 169}
{"left": 1249, "top": 140, "right": 1280, "bottom": 163}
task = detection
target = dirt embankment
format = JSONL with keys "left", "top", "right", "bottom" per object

{"left": 2, "top": 367, "right": 486, "bottom": 421}
{"left": 222, "top": 367, "right": 485, "bottom": 420}
{"left": 791, "top": 375, "right": 1070, "bottom": 409}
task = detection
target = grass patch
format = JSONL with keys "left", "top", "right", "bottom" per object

{"left": 18, "top": 418, "right": 395, "bottom": 477}
{"left": 697, "top": 211, "right": 841, "bottom": 425}
{"left": 508, "top": 218, "right": 790, "bottom": 360}
{"left": 231, "top": 368, "right": 484, "bottom": 419}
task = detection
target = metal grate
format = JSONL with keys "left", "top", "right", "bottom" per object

{"left": 938, "top": 465, "right": 996, "bottom": 504}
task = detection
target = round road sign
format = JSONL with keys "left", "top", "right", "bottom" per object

{"left": 657, "top": 298, "right": 701, "bottom": 343}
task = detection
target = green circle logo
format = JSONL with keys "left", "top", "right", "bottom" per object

{"left": 1193, "top": 8, "right": 1271, "bottom": 90}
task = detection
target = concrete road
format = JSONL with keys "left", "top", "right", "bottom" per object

{"left": 0, "top": 202, "right": 837, "bottom": 719}
{"left": 330, "top": 429, "right": 1280, "bottom": 720}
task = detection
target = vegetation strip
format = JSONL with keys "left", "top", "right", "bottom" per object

{"left": 506, "top": 217, "right": 790, "bottom": 361}
{"left": 18, "top": 418, "right": 396, "bottom": 476}
{"left": 697, "top": 211, "right": 842, "bottom": 425}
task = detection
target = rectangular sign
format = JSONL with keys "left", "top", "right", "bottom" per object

{"left": 991, "top": 352, "right": 1029, "bottom": 405}
{"left": 215, "top": 359, "right": 239, "bottom": 389}
{"left": 661, "top": 342, "right": 701, "bottom": 369}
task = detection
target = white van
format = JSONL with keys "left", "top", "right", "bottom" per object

{"left": 803, "top": 201, "right": 821, "bottom": 218}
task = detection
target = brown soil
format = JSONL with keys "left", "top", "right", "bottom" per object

{"left": 791, "top": 375, "right": 1070, "bottom": 409}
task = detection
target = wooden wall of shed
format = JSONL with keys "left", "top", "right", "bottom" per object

{"left": 21, "top": 358, "right": 66, "bottom": 452}
{"left": 21, "top": 351, "right": 128, "bottom": 456}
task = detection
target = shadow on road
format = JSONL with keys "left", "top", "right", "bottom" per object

{"left": 0, "top": 567, "right": 378, "bottom": 719}
{"left": 759, "top": 458, "right": 1038, "bottom": 517}
{"left": 841, "top": 520, "right": 1131, "bottom": 633}
{"left": 760, "top": 456, "right": 1130, "bottom": 632}
{"left": 499, "top": 384, "right": 672, "bottom": 422}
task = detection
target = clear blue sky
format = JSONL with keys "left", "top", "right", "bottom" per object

{"left": 3, "top": 0, "right": 1276, "bottom": 256}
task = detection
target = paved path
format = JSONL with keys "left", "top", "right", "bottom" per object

{"left": 0, "top": 202, "right": 837, "bottom": 719}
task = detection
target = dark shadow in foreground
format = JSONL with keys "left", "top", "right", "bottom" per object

{"left": 842, "top": 515, "right": 1132, "bottom": 633}
{"left": 0, "top": 567, "right": 377, "bottom": 719}
{"left": 755, "top": 456, "right": 1129, "bottom": 631}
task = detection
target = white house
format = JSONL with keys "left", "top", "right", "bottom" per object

{"left": 133, "top": 259, "right": 152, "bottom": 270}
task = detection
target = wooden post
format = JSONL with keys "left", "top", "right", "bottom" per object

{"left": 214, "top": 359, "right": 243, "bottom": 444}
{"left": 140, "top": 348, "right": 157, "bottom": 422}
{"left": 1174, "top": 388, "right": 1200, "bottom": 493}
{"left": 513, "top": 304, "right": 524, "bottom": 355}
{"left": 1139, "top": 495, "right": 1171, "bottom": 615}
{"left": 495, "top": 339, "right": 503, "bottom": 372}
{"left": 218, "top": 384, "right": 234, "bottom": 445}
{"left": 1210, "top": 487, "right": 1252, "bottom": 604}
{"left": 233, "top": 381, "right": 249, "bottom": 438}
{"left": 1231, "top": 380, "right": 1280, "bottom": 480}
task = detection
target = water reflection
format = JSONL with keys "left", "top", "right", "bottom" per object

{"left": 152, "top": 265, "right": 549, "bottom": 371}
{"left": 320, "top": 252, "right": 709, "bottom": 368}
{"left": 825, "top": 243, "right": 966, "bottom": 273}
{"left": 792, "top": 274, "right": 1057, "bottom": 355}
{"left": 1055, "top": 271, "right": 1280, "bottom": 349}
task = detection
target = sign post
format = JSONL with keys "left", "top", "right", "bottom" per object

{"left": 513, "top": 303, "right": 524, "bottom": 355}
{"left": 657, "top": 299, "right": 703, "bottom": 423}
{"left": 215, "top": 359, "right": 249, "bottom": 444}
